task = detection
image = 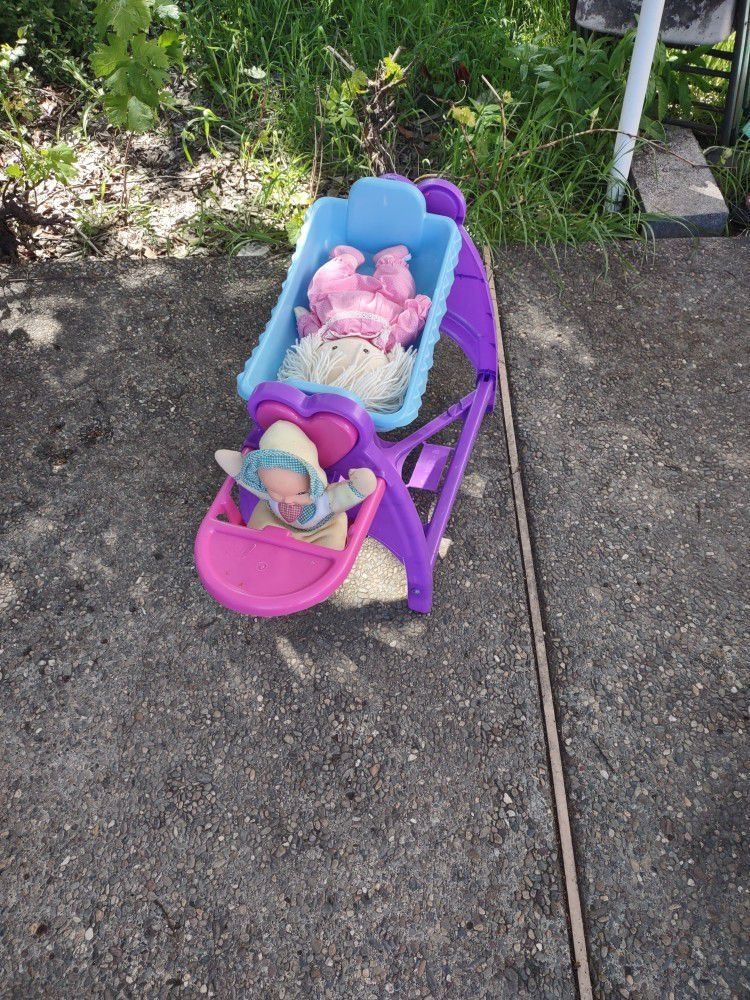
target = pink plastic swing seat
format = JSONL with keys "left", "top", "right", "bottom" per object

{"left": 194, "top": 402, "right": 385, "bottom": 617}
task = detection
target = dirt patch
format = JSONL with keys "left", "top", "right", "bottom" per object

{"left": 1, "top": 87, "right": 293, "bottom": 264}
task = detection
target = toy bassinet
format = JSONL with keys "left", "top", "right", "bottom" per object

{"left": 236, "top": 176, "right": 461, "bottom": 432}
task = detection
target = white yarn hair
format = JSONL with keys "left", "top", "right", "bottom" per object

{"left": 278, "top": 333, "right": 416, "bottom": 413}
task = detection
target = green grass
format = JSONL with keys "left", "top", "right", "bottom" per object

{"left": 708, "top": 137, "right": 750, "bottom": 226}
{"left": 184, "top": 195, "right": 289, "bottom": 256}
{"left": 177, "top": 0, "right": 645, "bottom": 245}
{"left": 3, "top": 0, "right": 748, "bottom": 248}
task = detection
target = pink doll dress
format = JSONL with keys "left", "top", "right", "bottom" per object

{"left": 295, "top": 245, "right": 431, "bottom": 353}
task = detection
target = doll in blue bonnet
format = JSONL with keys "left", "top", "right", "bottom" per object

{"left": 215, "top": 420, "right": 376, "bottom": 550}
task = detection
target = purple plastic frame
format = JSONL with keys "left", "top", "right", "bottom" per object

{"left": 225, "top": 177, "right": 498, "bottom": 614}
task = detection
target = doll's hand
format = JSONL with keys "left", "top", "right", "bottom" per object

{"left": 348, "top": 467, "right": 377, "bottom": 498}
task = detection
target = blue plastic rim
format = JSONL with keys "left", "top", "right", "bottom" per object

{"left": 236, "top": 177, "right": 461, "bottom": 432}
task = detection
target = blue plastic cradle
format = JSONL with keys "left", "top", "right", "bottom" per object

{"left": 236, "top": 176, "right": 461, "bottom": 432}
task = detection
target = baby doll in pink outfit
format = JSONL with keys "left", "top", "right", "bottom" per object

{"left": 279, "top": 244, "right": 431, "bottom": 412}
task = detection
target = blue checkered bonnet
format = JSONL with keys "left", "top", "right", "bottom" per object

{"left": 238, "top": 449, "right": 326, "bottom": 501}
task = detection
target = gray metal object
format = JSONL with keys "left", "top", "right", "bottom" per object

{"left": 722, "top": 0, "right": 750, "bottom": 143}
{"left": 575, "top": 0, "right": 736, "bottom": 44}
{"left": 606, "top": 0, "right": 668, "bottom": 210}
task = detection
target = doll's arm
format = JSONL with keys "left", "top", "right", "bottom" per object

{"left": 294, "top": 305, "right": 321, "bottom": 337}
{"left": 327, "top": 468, "right": 377, "bottom": 513}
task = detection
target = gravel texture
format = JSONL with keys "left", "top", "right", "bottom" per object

{"left": 0, "top": 260, "right": 573, "bottom": 998}
{"left": 499, "top": 238, "right": 749, "bottom": 999}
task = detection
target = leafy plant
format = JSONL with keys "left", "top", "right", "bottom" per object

{"left": 0, "top": 1, "right": 93, "bottom": 74}
{"left": 707, "top": 139, "right": 750, "bottom": 228}
{"left": 324, "top": 71, "right": 366, "bottom": 132}
{"left": 451, "top": 105, "right": 477, "bottom": 129}
{"left": 0, "top": 132, "right": 76, "bottom": 260}
{"left": 2, "top": 139, "right": 76, "bottom": 187}
{"left": 643, "top": 40, "right": 713, "bottom": 133}
{"left": 5, "top": 0, "right": 745, "bottom": 256}
{"left": 0, "top": 32, "right": 77, "bottom": 259}
{"left": 324, "top": 49, "right": 410, "bottom": 173}
{"left": 90, "top": 0, "right": 183, "bottom": 133}
{"left": 0, "top": 32, "right": 37, "bottom": 125}
{"left": 489, "top": 30, "right": 698, "bottom": 133}
{"left": 185, "top": 196, "right": 288, "bottom": 256}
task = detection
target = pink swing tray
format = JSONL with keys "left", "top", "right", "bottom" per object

{"left": 195, "top": 472, "right": 385, "bottom": 618}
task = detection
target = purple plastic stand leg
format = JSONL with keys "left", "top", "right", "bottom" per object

{"left": 232, "top": 178, "right": 498, "bottom": 615}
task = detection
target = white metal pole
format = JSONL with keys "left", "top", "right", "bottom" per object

{"left": 606, "top": 0, "right": 666, "bottom": 210}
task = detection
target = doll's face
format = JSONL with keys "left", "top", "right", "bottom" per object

{"left": 258, "top": 467, "right": 311, "bottom": 504}
{"left": 322, "top": 337, "right": 387, "bottom": 380}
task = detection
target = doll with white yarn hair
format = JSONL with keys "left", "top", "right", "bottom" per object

{"left": 279, "top": 244, "right": 431, "bottom": 412}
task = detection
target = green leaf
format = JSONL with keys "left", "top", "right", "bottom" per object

{"left": 91, "top": 36, "right": 129, "bottom": 78}
{"left": 103, "top": 92, "right": 155, "bottom": 131}
{"left": 341, "top": 69, "right": 367, "bottom": 100}
{"left": 102, "top": 91, "right": 132, "bottom": 126}
{"left": 4, "top": 163, "right": 23, "bottom": 179}
{"left": 158, "top": 89, "right": 177, "bottom": 112}
{"left": 656, "top": 83, "right": 667, "bottom": 122}
{"left": 45, "top": 143, "right": 77, "bottom": 182}
{"left": 639, "top": 114, "right": 662, "bottom": 139}
{"left": 126, "top": 63, "right": 161, "bottom": 107}
{"left": 48, "top": 143, "right": 76, "bottom": 163}
{"left": 131, "top": 32, "right": 170, "bottom": 71}
{"left": 95, "top": 0, "right": 152, "bottom": 39}
{"left": 382, "top": 53, "right": 403, "bottom": 82}
{"left": 451, "top": 105, "right": 477, "bottom": 128}
{"left": 157, "top": 29, "right": 183, "bottom": 63}
{"left": 128, "top": 33, "right": 171, "bottom": 102}
{"left": 677, "top": 75, "right": 692, "bottom": 117}
{"left": 286, "top": 212, "right": 304, "bottom": 245}
{"left": 103, "top": 64, "right": 131, "bottom": 95}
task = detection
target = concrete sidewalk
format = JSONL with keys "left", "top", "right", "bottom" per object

{"left": 2, "top": 238, "right": 747, "bottom": 999}
{"left": 498, "top": 238, "right": 749, "bottom": 998}
{"left": 1, "top": 261, "right": 572, "bottom": 998}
